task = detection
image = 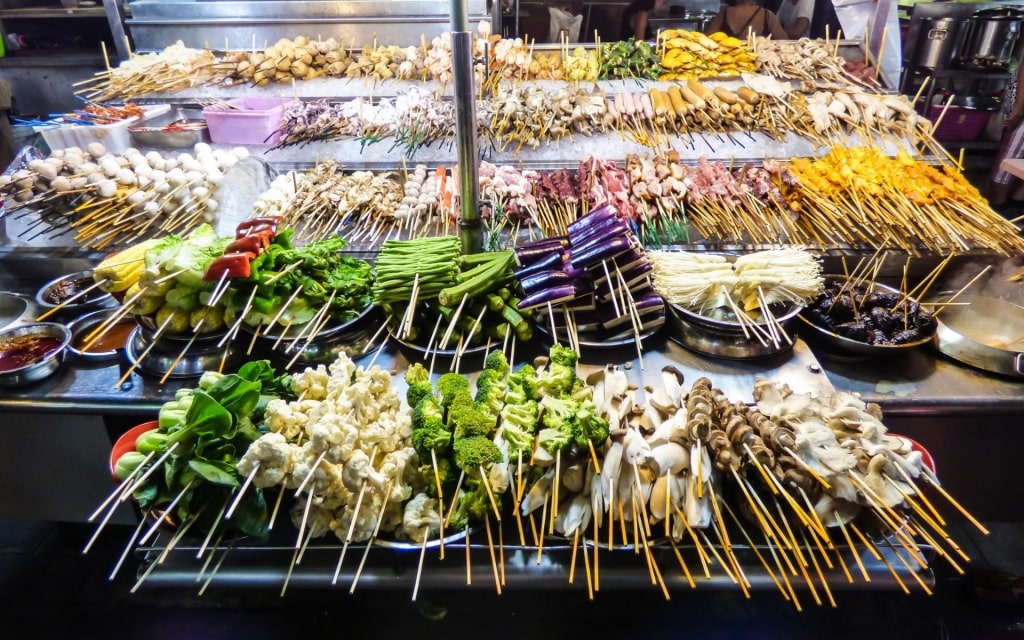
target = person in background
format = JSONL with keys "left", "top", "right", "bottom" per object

{"left": 704, "top": 0, "right": 788, "bottom": 40}
{"left": 773, "top": 0, "right": 814, "bottom": 38}
{"left": 988, "top": 60, "right": 1024, "bottom": 210}
{"left": 620, "top": 0, "right": 669, "bottom": 41}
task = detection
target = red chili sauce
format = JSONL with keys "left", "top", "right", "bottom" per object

{"left": 0, "top": 335, "right": 63, "bottom": 372}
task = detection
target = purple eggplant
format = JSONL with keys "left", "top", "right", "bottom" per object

{"left": 518, "top": 268, "right": 572, "bottom": 295}
{"left": 514, "top": 236, "right": 568, "bottom": 267}
{"left": 569, "top": 220, "right": 631, "bottom": 259}
{"left": 567, "top": 204, "right": 615, "bottom": 236}
{"left": 517, "top": 280, "right": 592, "bottom": 311}
{"left": 602, "top": 294, "right": 665, "bottom": 331}
{"left": 514, "top": 251, "right": 565, "bottom": 280}
{"left": 593, "top": 260, "right": 653, "bottom": 288}
{"left": 569, "top": 214, "right": 623, "bottom": 248}
{"left": 569, "top": 235, "right": 635, "bottom": 269}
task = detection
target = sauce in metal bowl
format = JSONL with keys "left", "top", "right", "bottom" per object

{"left": 0, "top": 335, "right": 63, "bottom": 372}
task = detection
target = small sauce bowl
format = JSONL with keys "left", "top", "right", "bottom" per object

{"left": 0, "top": 322, "right": 72, "bottom": 387}
{"left": 67, "top": 308, "right": 135, "bottom": 362}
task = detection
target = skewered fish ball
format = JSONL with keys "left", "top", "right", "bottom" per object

{"left": 87, "top": 142, "right": 106, "bottom": 158}
{"left": 97, "top": 179, "right": 118, "bottom": 198}
{"left": 50, "top": 176, "right": 72, "bottom": 193}
{"left": 116, "top": 168, "right": 137, "bottom": 186}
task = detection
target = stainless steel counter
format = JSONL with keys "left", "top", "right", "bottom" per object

{"left": 125, "top": 0, "right": 492, "bottom": 52}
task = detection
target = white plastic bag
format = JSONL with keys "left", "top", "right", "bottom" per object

{"left": 548, "top": 7, "right": 582, "bottom": 43}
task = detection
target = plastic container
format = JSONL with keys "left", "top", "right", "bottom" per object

{"left": 37, "top": 104, "right": 170, "bottom": 154}
{"left": 203, "top": 97, "right": 295, "bottom": 146}
{"left": 129, "top": 107, "right": 210, "bottom": 148}
{"left": 927, "top": 97, "right": 998, "bottom": 141}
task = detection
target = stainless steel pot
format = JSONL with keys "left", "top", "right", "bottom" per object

{"left": 958, "top": 7, "right": 1024, "bottom": 69}
{"left": 931, "top": 295, "right": 1024, "bottom": 377}
{"left": 667, "top": 301, "right": 801, "bottom": 360}
{"left": 915, "top": 17, "right": 960, "bottom": 69}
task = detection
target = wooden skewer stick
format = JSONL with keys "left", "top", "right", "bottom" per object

{"left": 480, "top": 466, "right": 502, "bottom": 522}
{"left": 293, "top": 450, "right": 327, "bottom": 498}
{"left": 671, "top": 502, "right": 712, "bottom": 577}
{"left": 88, "top": 449, "right": 155, "bottom": 522}
{"left": 891, "top": 462, "right": 945, "bottom": 526}
{"left": 443, "top": 469, "right": 466, "bottom": 528}
{"left": 772, "top": 499, "right": 821, "bottom": 606}
{"left": 79, "top": 285, "right": 150, "bottom": 353}
{"left": 484, "top": 517, "right": 502, "bottom": 595}
{"left": 932, "top": 265, "right": 992, "bottom": 318}
{"left": 197, "top": 501, "right": 229, "bottom": 560}
{"left": 36, "top": 278, "right": 111, "bottom": 322}
{"left": 139, "top": 478, "right": 198, "bottom": 546}
{"left": 465, "top": 525, "right": 472, "bottom": 586}
{"left": 723, "top": 500, "right": 788, "bottom": 601}
{"left": 411, "top": 524, "right": 431, "bottom": 601}
{"left": 114, "top": 311, "right": 177, "bottom": 389}
{"left": 109, "top": 513, "right": 150, "bottom": 581}
{"left": 262, "top": 259, "right": 304, "bottom": 286}
{"left": 281, "top": 527, "right": 314, "bottom": 598}
{"left": 920, "top": 471, "right": 989, "bottom": 535}
{"left": 295, "top": 483, "right": 316, "bottom": 556}
{"left": 121, "top": 442, "right": 180, "bottom": 501}
{"left": 882, "top": 536, "right": 933, "bottom": 595}
{"left": 82, "top": 473, "right": 140, "bottom": 554}
{"left": 865, "top": 535, "right": 910, "bottom": 595}
{"left": 835, "top": 510, "right": 870, "bottom": 582}
{"left": 224, "top": 462, "right": 259, "bottom": 520}
{"left": 351, "top": 479, "right": 394, "bottom": 594}
{"left": 262, "top": 287, "right": 305, "bottom": 336}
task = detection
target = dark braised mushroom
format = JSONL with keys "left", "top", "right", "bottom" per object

{"left": 835, "top": 321, "right": 869, "bottom": 342}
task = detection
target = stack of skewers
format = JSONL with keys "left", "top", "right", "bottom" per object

{"left": 90, "top": 344, "right": 988, "bottom": 605}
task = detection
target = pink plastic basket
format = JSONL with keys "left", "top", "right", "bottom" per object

{"left": 927, "top": 103, "right": 994, "bottom": 142}
{"left": 203, "top": 97, "right": 295, "bottom": 145}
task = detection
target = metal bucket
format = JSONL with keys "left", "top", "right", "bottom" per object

{"left": 915, "top": 17, "right": 960, "bottom": 69}
{"left": 958, "top": 8, "right": 1024, "bottom": 69}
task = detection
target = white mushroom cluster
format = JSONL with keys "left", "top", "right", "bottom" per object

{"left": 251, "top": 170, "right": 307, "bottom": 218}
{"left": 236, "top": 353, "right": 419, "bottom": 544}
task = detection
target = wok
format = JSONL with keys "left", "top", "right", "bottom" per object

{"left": 931, "top": 295, "right": 1024, "bottom": 377}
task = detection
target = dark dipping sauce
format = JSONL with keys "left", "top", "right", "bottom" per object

{"left": 45, "top": 278, "right": 99, "bottom": 305}
{"left": 73, "top": 321, "right": 134, "bottom": 353}
{"left": 0, "top": 335, "right": 63, "bottom": 372}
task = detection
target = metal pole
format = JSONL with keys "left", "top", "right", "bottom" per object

{"left": 451, "top": 0, "right": 483, "bottom": 254}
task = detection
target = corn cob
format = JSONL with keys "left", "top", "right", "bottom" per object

{"left": 93, "top": 238, "right": 161, "bottom": 293}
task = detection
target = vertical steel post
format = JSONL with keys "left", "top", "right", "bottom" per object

{"left": 451, "top": 0, "right": 483, "bottom": 254}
